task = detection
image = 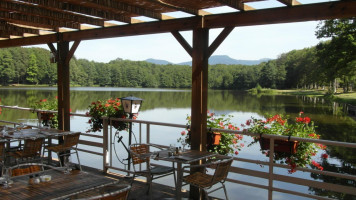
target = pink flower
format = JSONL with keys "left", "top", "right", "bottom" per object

{"left": 181, "top": 131, "right": 186, "bottom": 136}
{"left": 234, "top": 151, "right": 239, "bottom": 155}
{"left": 240, "top": 143, "right": 245, "bottom": 147}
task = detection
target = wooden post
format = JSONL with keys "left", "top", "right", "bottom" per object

{"left": 57, "top": 40, "right": 70, "bottom": 131}
{"left": 190, "top": 28, "right": 209, "bottom": 199}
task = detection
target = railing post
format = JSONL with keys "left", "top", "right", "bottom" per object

{"left": 268, "top": 137, "right": 275, "bottom": 200}
{"left": 146, "top": 124, "right": 150, "bottom": 144}
{"left": 103, "top": 117, "right": 109, "bottom": 173}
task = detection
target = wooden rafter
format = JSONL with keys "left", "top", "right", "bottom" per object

{"left": 0, "top": 11, "right": 80, "bottom": 30}
{"left": 20, "top": 0, "right": 135, "bottom": 24}
{"left": 277, "top": 0, "right": 301, "bottom": 6}
{"left": 60, "top": 0, "right": 164, "bottom": 20}
{"left": 147, "top": 0, "right": 200, "bottom": 15}
{"left": 0, "top": 22, "right": 40, "bottom": 35}
{"left": 1, "top": 0, "right": 106, "bottom": 27}
{"left": 215, "top": 0, "right": 255, "bottom": 11}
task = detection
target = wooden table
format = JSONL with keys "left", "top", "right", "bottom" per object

{"left": 155, "top": 149, "right": 217, "bottom": 200}
{"left": 0, "top": 169, "right": 118, "bottom": 200}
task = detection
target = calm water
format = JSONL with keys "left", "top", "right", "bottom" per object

{"left": 0, "top": 87, "right": 355, "bottom": 199}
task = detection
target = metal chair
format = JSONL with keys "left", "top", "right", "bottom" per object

{"left": 9, "top": 137, "right": 44, "bottom": 166}
{"left": 43, "top": 132, "right": 82, "bottom": 171}
{"left": 182, "top": 155, "right": 233, "bottom": 200}
{"left": 129, "top": 143, "right": 176, "bottom": 196}
{"left": 70, "top": 184, "right": 131, "bottom": 200}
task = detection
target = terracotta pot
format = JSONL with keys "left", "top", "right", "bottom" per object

{"left": 259, "top": 137, "right": 298, "bottom": 154}
{"left": 213, "top": 132, "right": 221, "bottom": 145}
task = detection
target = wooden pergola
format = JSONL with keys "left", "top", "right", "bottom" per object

{"left": 0, "top": 0, "right": 355, "bottom": 170}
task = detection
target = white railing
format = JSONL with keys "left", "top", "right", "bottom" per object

{"left": 1, "top": 105, "right": 355, "bottom": 200}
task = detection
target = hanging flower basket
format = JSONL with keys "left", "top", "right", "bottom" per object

{"left": 213, "top": 132, "right": 221, "bottom": 145}
{"left": 38, "top": 112, "right": 54, "bottom": 121}
{"left": 259, "top": 137, "right": 298, "bottom": 154}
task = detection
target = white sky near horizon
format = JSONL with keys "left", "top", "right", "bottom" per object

{"left": 31, "top": 0, "right": 331, "bottom": 64}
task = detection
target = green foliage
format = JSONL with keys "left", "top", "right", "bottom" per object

{"left": 86, "top": 98, "right": 129, "bottom": 132}
{"left": 248, "top": 113, "right": 328, "bottom": 173}
{"left": 26, "top": 53, "right": 39, "bottom": 84}
{"left": 178, "top": 111, "right": 244, "bottom": 156}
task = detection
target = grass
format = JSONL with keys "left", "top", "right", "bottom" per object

{"left": 272, "top": 89, "right": 356, "bottom": 105}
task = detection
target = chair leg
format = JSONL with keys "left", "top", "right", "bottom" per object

{"left": 203, "top": 189, "right": 210, "bottom": 200}
{"left": 222, "top": 183, "right": 229, "bottom": 200}
{"left": 57, "top": 153, "right": 63, "bottom": 167}
{"left": 75, "top": 150, "right": 82, "bottom": 171}
{"left": 130, "top": 173, "right": 136, "bottom": 186}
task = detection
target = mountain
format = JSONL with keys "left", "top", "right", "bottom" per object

{"left": 178, "top": 55, "right": 270, "bottom": 66}
{"left": 145, "top": 55, "right": 270, "bottom": 66}
{"left": 145, "top": 58, "right": 172, "bottom": 65}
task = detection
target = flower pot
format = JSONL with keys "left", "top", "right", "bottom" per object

{"left": 38, "top": 112, "right": 53, "bottom": 121}
{"left": 259, "top": 137, "right": 298, "bottom": 154}
{"left": 213, "top": 132, "right": 221, "bottom": 145}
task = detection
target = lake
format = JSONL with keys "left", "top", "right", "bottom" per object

{"left": 0, "top": 87, "right": 355, "bottom": 199}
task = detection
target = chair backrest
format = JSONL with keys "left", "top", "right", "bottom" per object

{"left": 11, "top": 165, "right": 41, "bottom": 177}
{"left": 130, "top": 144, "right": 149, "bottom": 165}
{"left": 22, "top": 138, "right": 43, "bottom": 157}
{"left": 211, "top": 157, "right": 233, "bottom": 184}
{"left": 63, "top": 132, "right": 81, "bottom": 148}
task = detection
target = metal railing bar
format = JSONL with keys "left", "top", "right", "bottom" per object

{"left": 79, "top": 140, "right": 103, "bottom": 148}
{"left": 272, "top": 187, "right": 334, "bottom": 200}
{"left": 235, "top": 157, "right": 356, "bottom": 181}
{"left": 230, "top": 166, "right": 269, "bottom": 179}
{"left": 274, "top": 173, "right": 356, "bottom": 195}
{"left": 80, "top": 133, "right": 103, "bottom": 139}
{"left": 111, "top": 117, "right": 187, "bottom": 129}
{"left": 226, "top": 178, "right": 269, "bottom": 190}
{"left": 77, "top": 148, "right": 103, "bottom": 156}
{"left": 272, "top": 162, "right": 356, "bottom": 181}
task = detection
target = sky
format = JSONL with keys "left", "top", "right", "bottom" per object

{"left": 32, "top": 0, "right": 329, "bottom": 64}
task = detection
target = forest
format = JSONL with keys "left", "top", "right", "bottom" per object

{"left": 0, "top": 18, "right": 355, "bottom": 92}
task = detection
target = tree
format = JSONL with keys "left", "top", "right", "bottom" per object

{"left": 26, "top": 53, "right": 39, "bottom": 84}
{"left": 0, "top": 51, "right": 15, "bottom": 85}
{"left": 316, "top": 18, "right": 356, "bottom": 92}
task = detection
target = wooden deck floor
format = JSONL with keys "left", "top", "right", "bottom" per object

{"left": 83, "top": 166, "right": 190, "bottom": 200}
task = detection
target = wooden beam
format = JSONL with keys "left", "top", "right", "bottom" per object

{"left": 171, "top": 30, "right": 192, "bottom": 57}
{"left": 216, "top": 0, "right": 255, "bottom": 11}
{"left": 57, "top": 40, "right": 71, "bottom": 131}
{"left": 65, "top": 40, "right": 81, "bottom": 64}
{"left": 204, "top": 1, "right": 356, "bottom": 28}
{"left": 277, "top": 0, "right": 301, "bottom": 6}
{"left": 0, "top": 1, "right": 105, "bottom": 27}
{"left": 147, "top": 0, "right": 200, "bottom": 15}
{"left": 20, "top": 0, "right": 134, "bottom": 24}
{"left": 0, "top": 21, "right": 40, "bottom": 35}
{"left": 61, "top": 0, "right": 164, "bottom": 20}
{"left": 190, "top": 27, "right": 209, "bottom": 199}
{"left": 0, "top": 11, "right": 80, "bottom": 30}
{"left": 208, "top": 27, "right": 234, "bottom": 57}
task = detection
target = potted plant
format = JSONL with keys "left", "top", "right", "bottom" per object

{"left": 86, "top": 98, "right": 129, "bottom": 132}
{"left": 248, "top": 112, "right": 328, "bottom": 173}
{"left": 31, "top": 97, "right": 59, "bottom": 128}
{"left": 178, "top": 111, "right": 244, "bottom": 156}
